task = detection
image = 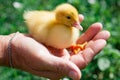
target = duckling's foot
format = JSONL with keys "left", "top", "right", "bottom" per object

{"left": 68, "top": 42, "right": 87, "bottom": 54}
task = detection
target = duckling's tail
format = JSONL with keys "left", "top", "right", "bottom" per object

{"left": 23, "top": 11, "right": 39, "bottom": 30}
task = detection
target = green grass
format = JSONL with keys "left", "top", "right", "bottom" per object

{"left": 0, "top": 0, "right": 120, "bottom": 80}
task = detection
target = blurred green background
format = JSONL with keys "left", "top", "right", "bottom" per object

{"left": 0, "top": 0, "right": 120, "bottom": 80}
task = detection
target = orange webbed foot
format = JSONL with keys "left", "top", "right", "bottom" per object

{"left": 68, "top": 42, "right": 87, "bottom": 54}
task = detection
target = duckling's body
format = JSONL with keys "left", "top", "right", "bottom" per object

{"left": 24, "top": 3, "right": 83, "bottom": 49}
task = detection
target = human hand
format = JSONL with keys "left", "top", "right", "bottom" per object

{"left": 1, "top": 14, "right": 110, "bottom": 80}
{"left": 2, "top": 33, "right": 81, "bottom": 80}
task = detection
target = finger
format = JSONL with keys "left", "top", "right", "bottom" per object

{"left": 82, "top": 39, "right": 106, "bottom": 65}
{"left": 77, "top": 22, "right": 102, "bottom": 44}
{"left": 93, "top": 30, "right": 110, "bottom": 40}
{"left": 71, "top": 39, "right": 106, "bottom": 69}
{"left": 79, "top": 14, "right": 84, "bottom": 23}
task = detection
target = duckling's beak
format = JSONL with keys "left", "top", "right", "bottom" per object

{"left": 73, "top": 22, "right": 83, "bottom": 31}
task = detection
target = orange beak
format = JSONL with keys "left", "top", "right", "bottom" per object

{"left": 73, "top": 22, "right": 83, "bottom": 31}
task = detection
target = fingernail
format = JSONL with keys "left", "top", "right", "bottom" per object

{"left": 69, "top": 71, "right": 78, "bottom": 80}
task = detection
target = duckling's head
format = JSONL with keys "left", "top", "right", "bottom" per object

{"left": 55, "top": 3, "right": 83, "bottom": 31}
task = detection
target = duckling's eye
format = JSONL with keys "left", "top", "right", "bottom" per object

{"left": 66, "top": 16, "right": 71, "bottom": 19}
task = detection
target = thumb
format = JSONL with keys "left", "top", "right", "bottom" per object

{"left": 67, "top": 61, "right": 82, "bottom": 80}
{"left": 30, "top": 55, "right": 81, "bottom": 80}
{"left": 49, "top": 57, "right": 81, "bottom": 80}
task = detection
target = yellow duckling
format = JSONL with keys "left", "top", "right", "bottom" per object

{"left": 24, "top": 3, "right": 83, "bottom": 50}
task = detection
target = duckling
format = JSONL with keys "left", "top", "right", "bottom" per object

{"left": 24, "top": 3, "right": 84, "bottom": 50}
